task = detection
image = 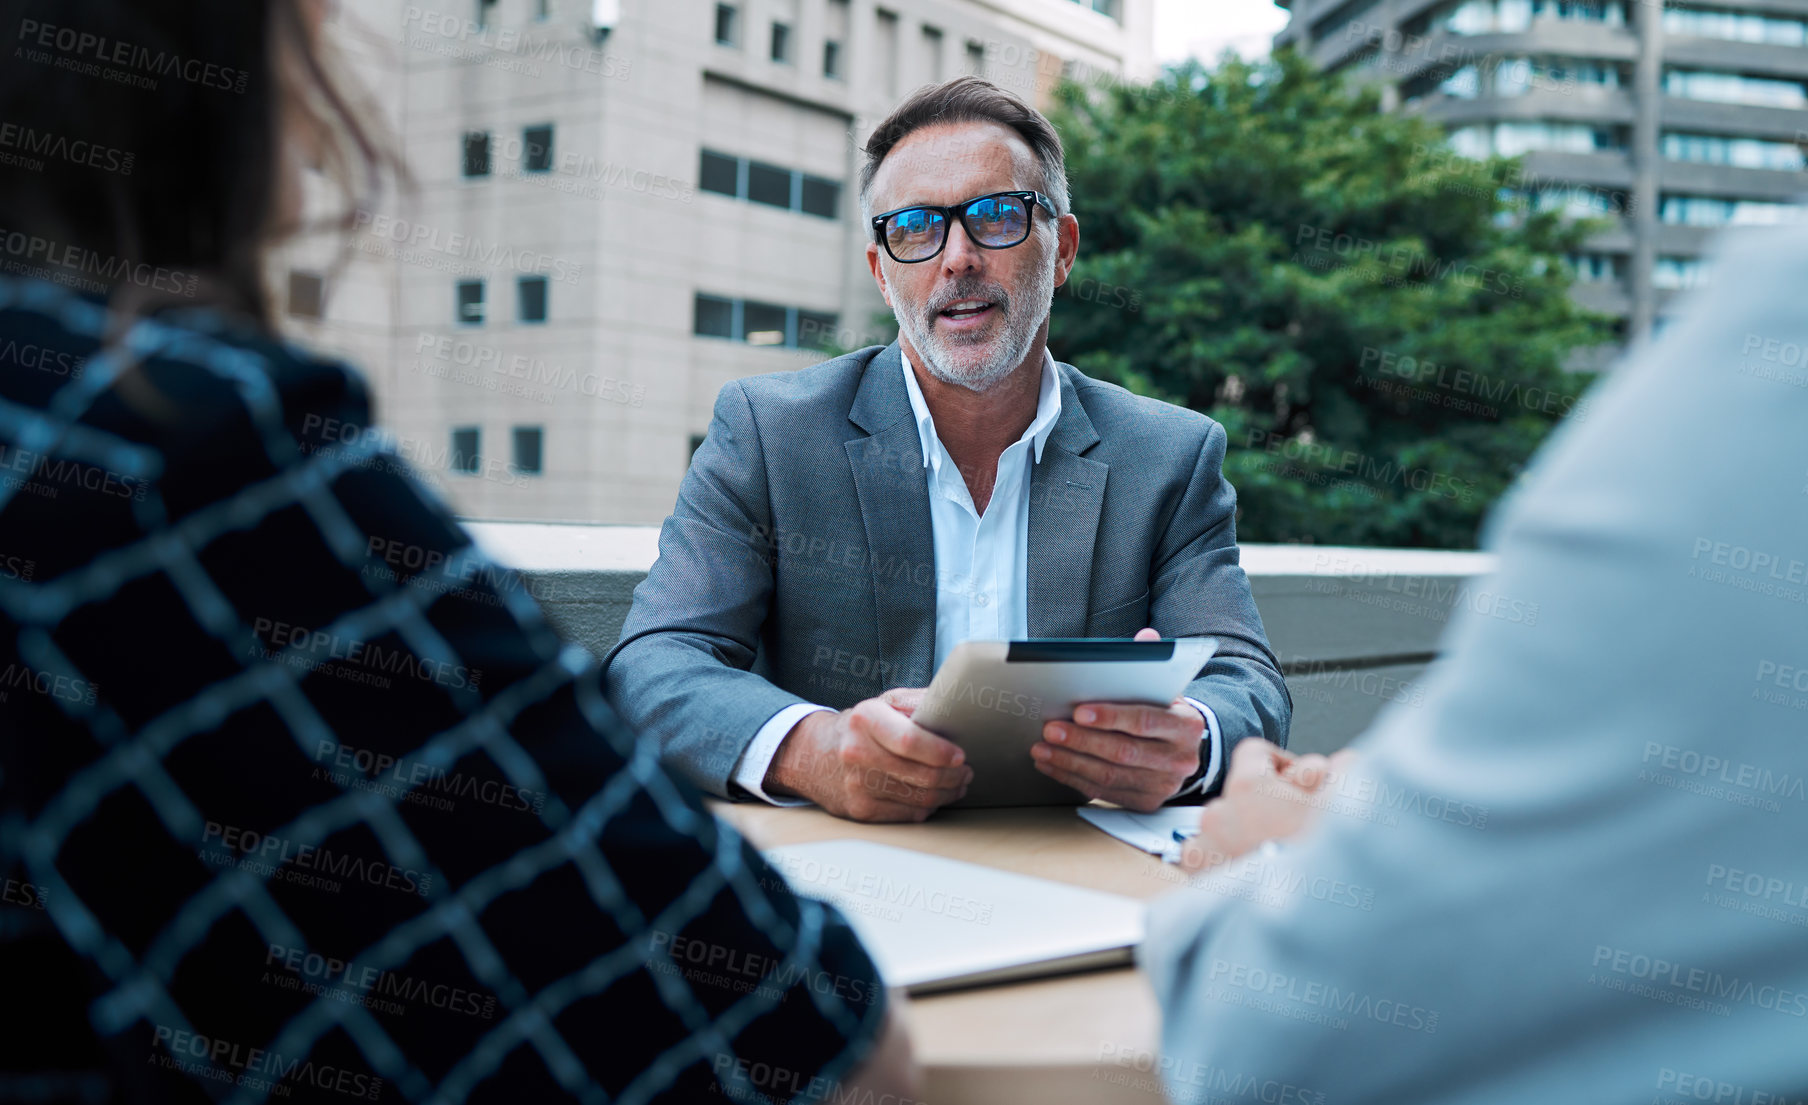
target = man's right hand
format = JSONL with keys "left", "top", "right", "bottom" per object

{"left": 765, "top": 697, "right": 972, "bottom": 821}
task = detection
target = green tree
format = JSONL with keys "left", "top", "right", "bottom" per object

{"left": 1047, "top": 51, "right": 1614, "bottom": 548}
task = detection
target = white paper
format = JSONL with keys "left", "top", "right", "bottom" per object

{"left": 1077, "top": 806, "right": 1203, "bottom": 856}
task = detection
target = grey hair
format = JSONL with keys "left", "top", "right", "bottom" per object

{"left": 857, "top": 76, "right": 1071, "bottom": 224}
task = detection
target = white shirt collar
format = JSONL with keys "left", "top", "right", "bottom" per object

{"left": 900, "top": 347, "right": 1063, "bottom": 471}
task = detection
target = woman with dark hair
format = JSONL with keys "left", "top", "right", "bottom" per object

{"left": 0, "top": 2, "right": 916, "bottom": 1101}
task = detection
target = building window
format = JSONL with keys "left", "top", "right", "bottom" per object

{"left": 288, "top": 271, "right": 325, "bottom": 319}
{"left": 742, "top": 301, "right": 789, "bottom": 346}
{"left": 463, "top": 131, "right": 492, "bottom": 178}
{"left": 1448, "top": 121, "right": 1622, "bottom": 158}
{"left": 699, "top": 150, "right": 840, "bottom": 219}
{"left": 1663, "top": 132, "right": 1806, "bottom": 172}
{"left": 1529, "top": 184, "right": 1620, "bottom": 218}
{"left": 966, "top": 40, "right": 985, "bottom": 76}
{"left": 825, "top": 0, "right": 849, "bottom": 78}
{"left": 477, "top": 0, "right": 498, "bottom": 28}
{"left": 457, "top": 280, "right": 485, "bottom": 326}
{"left": 699, "top": 150, "right": 739, "bottom": 196}
{"left": 451, "top": 427, "right": 481, "bottom": 474}
{"left": 522, "top": 124, "right": 554, "bottom": 173}
{"left": 1654, "top": 256, "right": 1708, "bottom": 291}
{"left": 1663, "top": 5, "right": 1807, "bottom": 46}
{"left": 921, "top": 26, "right": 944, "bottom": 82}
{"left": 694, "top": 293, "right": 737, "bottom": 339}
{"left": 1567, "top": 253, "right": 1625, "bottom": 283}
{"left": 797, "top": 310, "right": 840, "bottom": 352}
{"left": 1440, "top": 0, "right": 1625, "bottom": 34}
{"left": 1660, "top": 196, "right": 1803, "bottom": 227}
{"left": 1663, "top": 69, "right": 1807, "bottom": 109}
{"left": 799, "top": 175, "right": 839, "bottom": 219}
{"left": 536, "top": 0, "right": 551, "bottom": 20}
{"left": 694, "top": 293, "right": 838, "bottom": 350}
{"left": 876, "top": 9, "right": 900, "bottom": 96}
{"left": 1069, "top": 0, "right": 1119, "bottom": 16}
{"left": 1498, "top": 57, "right": 1621, "bottom": 96}
{"left": 511, "top": 426, "right": 544, "bottom": 475}
{"left": 518, "top": 275, "right": 549, "bottom": 323}
{"left": 771, "top": 21, "right": 792, "bottom": 63}
{"left": 715, "top": 3, "right": 738, "bottom": 45}
{"left": 746, "top": 161, "right": 792, "bottom": 208}
{"left": 689, "top": 433, "right": 707, "bottom": 461}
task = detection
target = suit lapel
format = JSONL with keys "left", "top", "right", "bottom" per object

{"left": 1028, "top": 366, "right": 1107, "bottom": 638}
{"left": 845, "top": 344, "right": 937, "bottom": 687}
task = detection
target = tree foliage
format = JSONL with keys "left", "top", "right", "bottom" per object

{"left": 1047, "top": 51, "right": 1613, "bottom": 548}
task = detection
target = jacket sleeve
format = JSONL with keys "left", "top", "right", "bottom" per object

{"left": 1154, "top": 419, "right": 1292, "bottom": 799}
{"left": 602, "top": 379, "right": 813, "bottom": 797}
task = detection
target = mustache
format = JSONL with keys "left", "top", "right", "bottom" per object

{"left": 923, "top": 279, "right": 1012, "bottom": 320}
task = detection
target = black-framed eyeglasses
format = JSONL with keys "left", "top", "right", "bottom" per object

{"left": 870, "top": 190, "right": 1059, "bottom": 264}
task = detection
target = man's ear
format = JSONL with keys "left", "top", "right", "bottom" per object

{"left": 865, "top": 241, "right": 895, "bottom": 308}
{"left": 1052, "top": 213, "right": 1081, "bottom": 289}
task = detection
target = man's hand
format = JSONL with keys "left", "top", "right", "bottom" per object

{"left": 1179, "top": 739, "right": 1358, "bottom": 872}
{"left": 766, "top": 696, "right": 971, "bottom": 822}
{"left": 1029, "top": 627, "right": 1205, "bottom": 812}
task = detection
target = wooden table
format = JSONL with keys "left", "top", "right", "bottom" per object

{"left": 712, "top": 802, "right": 1181, "bottom": 1105}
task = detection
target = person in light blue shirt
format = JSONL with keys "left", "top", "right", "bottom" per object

{"left": 1142, "top": 218, "right": 1808, "bottom": 1102}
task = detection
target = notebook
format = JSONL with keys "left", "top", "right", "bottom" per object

{"left": 762, "top": 839, "right": 1144, "bottom": 994}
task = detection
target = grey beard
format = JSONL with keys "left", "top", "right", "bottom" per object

{"left": 891, "top": 243, "right": 1058, "bottom": 394}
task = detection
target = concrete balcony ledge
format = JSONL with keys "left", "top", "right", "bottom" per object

{"left": 465, "top": 520, "right": 1499, "bottom": 754}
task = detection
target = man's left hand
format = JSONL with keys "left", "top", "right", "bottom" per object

{"left": 1031, "top": 628, "right": 1204, "bottom": 811}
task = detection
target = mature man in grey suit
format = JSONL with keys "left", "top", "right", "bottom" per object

{"left": 603, "top": 78, "right": 1289, "bottom": 822}
{"left": 1141, "top": 222, "right": 1808, "bottom": 1098}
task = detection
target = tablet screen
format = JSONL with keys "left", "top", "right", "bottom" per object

{"left": 1005, "top": 639, "right": 1177, "bottom": 663}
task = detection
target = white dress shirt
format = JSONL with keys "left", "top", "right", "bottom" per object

{"left": 731, "top": 349, "right": 1222, "bottom": 803}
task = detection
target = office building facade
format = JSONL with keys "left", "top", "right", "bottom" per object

{"left": 1275, "top": 0, "right": 1808, "bottom": 341}
{"left": 280, "top": 0, "right": 1153, "bottom": 522}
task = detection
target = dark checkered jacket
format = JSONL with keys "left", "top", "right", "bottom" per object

{"left": 0, "top": 277, "right": 885, "bottom": 1104}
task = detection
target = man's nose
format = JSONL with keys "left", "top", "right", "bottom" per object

{"left": 940, "top": 217, "right": 986, "bottom": 275}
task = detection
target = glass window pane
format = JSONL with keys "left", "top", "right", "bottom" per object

{"left": 797, "top": 310, "right": 840, "bottom": 352}
{"left": 694, "top": 293, "right": 735, "bottom": 339}
{"left": 800, "top": 176, "right": 839, "bottom": 219}
{"left": 700, "top": 150, "right": 739, "bottom": 197}
{"left": 288, "top": 271, "right": 325, "bottom": 319}
{"left": 518, "top": 276, "right": 548, "bottom": 323}
{"left": 771, "top": 21, "right": 792, "bottom": 62}
{"left": 746, "top": 162, "right": 792, "bottom": 208}
{"left": 742, "top": 301, "right": 788, "bottom": 346}
{"left": 463, "top": 131, "right": 491, "bottom": 178}
{"left": 457, "top": 280, "right": 485, "bottom": 325}
{"left": 715, "top": 3, "right": 737, "bottom": 45}
{"left": 824, "top": 40, "right": 843, "bottom": 78}
{"left": 451, "top": 427, "right": 481, "bottom": 474}
{"left": 523, "top": 124, "right": 554, "bottom": 173}
{"left": 512, "top": 426, "right": 544, "bottom": 475}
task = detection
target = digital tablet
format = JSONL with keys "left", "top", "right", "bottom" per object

{"left": 913, "top": 637, "right": 1219, "bottom": 808}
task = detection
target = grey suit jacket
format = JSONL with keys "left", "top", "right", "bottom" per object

{"left": 603, "top": 342, "right": 1290, "bottom": 799}
{"left": 1140, "top": 225, "right": 1808, "bottom": 1101}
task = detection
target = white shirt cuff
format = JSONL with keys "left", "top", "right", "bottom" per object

{"left": 730, "top": 702, "right": 832, "bottom": 805}
{"left": 1179, "top": 696, "right": 1223, "bottom": 798}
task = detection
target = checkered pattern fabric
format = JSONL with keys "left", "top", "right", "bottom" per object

{"left": 0, "top": 276, "right": 885, "bottom": 1104}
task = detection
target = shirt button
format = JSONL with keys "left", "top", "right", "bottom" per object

{"left": 975, "top": 593, "right": 989, "bottom": 607}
